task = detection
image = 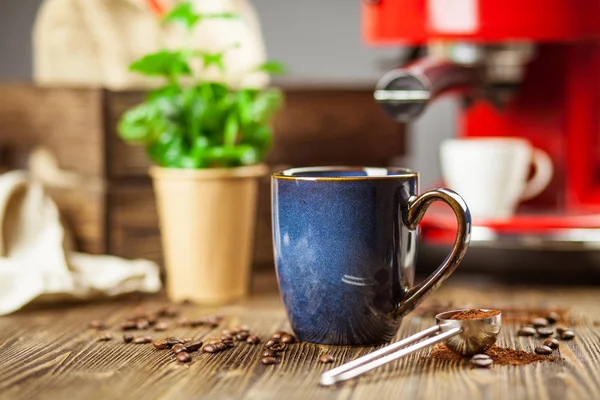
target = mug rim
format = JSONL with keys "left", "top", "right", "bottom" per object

{"left": 272, "top": 166, "right": 418, "bottom": 181}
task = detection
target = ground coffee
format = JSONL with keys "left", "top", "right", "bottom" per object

{"left": 430, "top": 344, "right": 555, "bottom": 366}
{"left": 448, "top": 309, "right": 501, "bottom": 320}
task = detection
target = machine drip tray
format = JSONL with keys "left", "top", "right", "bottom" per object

{"left": 421, "top": 208, "right": 600, "bottom": 251}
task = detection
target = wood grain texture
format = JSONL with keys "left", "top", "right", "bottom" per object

{"left": 0, "top": 277, "right": 599, "bottom": 400}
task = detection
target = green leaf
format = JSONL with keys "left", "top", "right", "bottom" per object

{"left": 250, "top": 89, "right": 284, "bottom": 124}
{"left": 235, "top": 144, "right": 259, "bottom": 165}
{"left": 256, "top": 60, "right": 287, "bottom": 75}
{"left": 129, "top": 50, "right": 191, "bottom": 78}
{"left": 199, "top": 12, "right": 240, "bottom": 20}
{"left": 162, "top": 1, "right": 200, "bottom": 30}
{"left": 197, "top": 51, "right": 226, "bottom": 72}
{"left": 224, "top": 113, "right": 239, "bottom": 146}
{"left": 118, "top": 102, "right": 169, "bottom": 144}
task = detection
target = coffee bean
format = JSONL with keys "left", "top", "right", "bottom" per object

{"left": 270, "top": 343, "right": 287, "bottom": 352}
{"left": 215, "top": 343, "right": 227, "bottom": 351}
{"left": 176, "top": 351, "right": 192, "bottom": 363}
{"left": 532, "top": 318, "right": 549, "bottom": 328}
{"left": 319, "top": 354, "right": 334, "bottom": 364}
{"left": 517, "top": 326, "right": 536, "bottom": 336}
{"left": 556, "top": 326, "right": 568, "bottom": 334}
{"left": 165, "top": 337, "right": 183, "bottom": 347}
{"left": 546, "top": 312, "right": 560, "bottom": 325}
{"left": 98, "top": 331, "right": 112, "bottom": 341}
{"left": 121, "top": 321, "right": 137, "bottom": 331}
{"left": 184, "top": 340, "right": 203, "bottom": 352}
{"left": 281, "top": 334, "right": 296, "bottom": 344}
{"left": 537, "top": 328, "right": 554, "bottom": 338}
{"left": 209, "top": 338, "right": 221, "bottom": 345}
{"left": 133, "top": 336, "right": 152, "bottom": 344}
{"left": 123, "top": 334, "right": 134, "bottom": 344}
{"left": 470, "top": 358, "right": 493, "bottom": 368}
{"left": 261, "top": 356, "right": 279, "bottom": 365}
{"left": 223, "top": 340, "right": 235, "bottom": 348}
{"left": 535, "top": 345, "right": 553, "bottom": 355}
{"left": 471, "top": 354, "right": 491, "bottom": 361}
{"left": 152, "top": 340, "right": 168, "bottom": 350}
{"left": 544, "top": 338, "right": 560, "bottom": 349}
{"left": 158, "top": 307, "right": 179, "bottom": 318}
{"left": 221, "top": 335, "right": 233, "bottom": 341}
{"left": 263, "top": 349, "right": 278, "bottom": 358}
{"left": 265, "top": 339, "right": 279, "bottom": 348}
{"left": 236, "top": 332, "right": 250, "bottom": 341}
{"left": 154, "top": 322, "right": 168, "bottom": 332}
{"left": 146, "top": 314, "right": 158, "bottom": 326}
{"left": 271, "top": 331, "right": 286, "bottom": 340}
{"left": 246, "top": 335, "right": 260, "bottom": 345}
{"left": 172, "top": 343, "right": 187, "bottom": 354}
{"left": 181, "top": 338, "right": 192, "bottom": 343}
{"left": 136, "top": 320, "right": 150, "bottom": 330}
{"left": 222, "top": 329, "right": 235, "bottom": 336}
{"left": 89, "top": 320, "right": 106, "bottom": 330}
{"left": 560, "top": 330, "right": 575, "bottom": 340}
{"left": 202, "top": 344, "right": 217, "bottom": 353}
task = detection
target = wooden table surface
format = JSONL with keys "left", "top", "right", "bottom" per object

{"left": 1, "top": 276, "right": 600, "bottom": 400}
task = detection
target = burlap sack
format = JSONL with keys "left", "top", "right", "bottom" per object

{"left": 33, "top": 0, "right": 269, "bottom": 89}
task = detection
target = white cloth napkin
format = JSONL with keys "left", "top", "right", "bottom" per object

{"left": 0, "top": 170, "right": 161, "bottom": 315}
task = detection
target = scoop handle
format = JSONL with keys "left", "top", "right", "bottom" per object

{"left": 320, "top": 327, "right": 462, "bottom": 385}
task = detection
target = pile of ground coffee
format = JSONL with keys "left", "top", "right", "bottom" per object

{"left": 430, "top": 344, "right": 554, "bottom": 366}
{"left": 448, "top": 309, "right": 501, "bottom": 320}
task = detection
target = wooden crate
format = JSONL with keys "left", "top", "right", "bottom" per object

{"left": 0, "top": 84, "right": 404, "bottom": 270}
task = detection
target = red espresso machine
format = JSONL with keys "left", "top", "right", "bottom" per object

{"left": 365, "top": 0, "right": 600, "bottom": 275}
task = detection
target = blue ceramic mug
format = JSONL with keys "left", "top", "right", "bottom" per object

{"left": 272, "top": 166, "right": 471, "bottom": 345}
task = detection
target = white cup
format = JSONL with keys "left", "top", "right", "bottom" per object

{"left": 440, "top": 137, "right": 554, "bottom": 220}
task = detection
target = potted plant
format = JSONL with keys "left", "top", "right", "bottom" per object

{"left": 118, "top": 1, "right": 284, "bottom": 304}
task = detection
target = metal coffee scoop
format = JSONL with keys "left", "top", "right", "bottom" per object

{"left": 320, "top": 309, "right": 502, "bottom": 386}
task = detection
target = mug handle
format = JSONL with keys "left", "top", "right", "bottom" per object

{"left": 395, "top": 188, "right": 472, "bottom": 317}
{"left": 520, "top": 148, "right": 554, "bottom": 201}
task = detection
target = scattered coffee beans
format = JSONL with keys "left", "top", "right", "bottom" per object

{"left": 172, "top": 343, "right": 187, "bottom": 354}
{"left": 98, "top": 331, "right": 112, "bottom": 341}
{"left": 154, "top": 322, "right": 168, "bottom": 332}
{"left": 263, "top": 349, "right": 278, "bottom": 358}
{"left": 121, "top": 321, "right": 137, "bottom": 331}
{"left": 560, "top": 330, "right": 575, "bottom": 340}
{"left": 133, "top": 336, "right": 152, "bottom": 344}
{"left": 236, "top": 332, "right": 250, "bottom": 341}
{"left": 544, "top": 338, "right": 560, "bottom": 349}
{"left": 157, "top": 307, "right": 179, "bottom": 318}
{"left": 136, "top": 320, "right": 150, "bottom": 330}
{"left": 534, "top": 345, "right": 553, "bottom": 355}
{"left": 181, "top": 338, "right": 192, "bottom": 343}
{"left": 556, "top": 326, "right": 568, "bottom": 334}
{"left": 546, "top": 312, "right": 559, "bottom": 325}
{"left": 281, "top": 334, "right": 296, "bottom": 344}
{"left": 202, "top": 344, "right": 217, "bottom": 353}
{"left": 152, "top": 340, "right": 168, "bottom": 350}
{"left": 319, "top": 354, "right": 334, "bottom": 364}
{"left": 270, "top": 343, "right": 287, "bottom": 352}
{"left": 176, "top": 352, "right": 192, "bottom": 363}
{"left": 261, "top": 356, "right": 279, "bottom": 365}
{"left": 185, "top": 340, "right": 204, "bottom": 352}
{"left": 531, "top": 318, "right": 549, "bottom": 328}
{"left": 123, "top": 334, "right": 134, "bottom": 344}
{"left": 536, "top": 328, "right": 554, "bottom": 338}
{"left": 246, "top": 335, "right": 260, "bottom": 345}
{"left": 265, "top": 339, "right": 279, "bottom": 348}
{"left": 271, "top": 331, "right": 285, "bottom": 340}
{"left": 146, "top": 314, "right": 158, "bottom": 326}
{"left": 517, "top": 326, "right": 536, "bottom": 337}
{"left": 165, "top": 337, "right": 183, "bottom": 347}
{"left": 89, "top": 320, "right": 106, "bottom": 330}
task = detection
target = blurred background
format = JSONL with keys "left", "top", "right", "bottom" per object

{"left": 1, "top": 0, "right": 600, "bottom": 307}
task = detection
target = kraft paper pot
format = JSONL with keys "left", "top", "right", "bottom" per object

{"left": 150, "top": 164, "right": 268, "bottom": 304}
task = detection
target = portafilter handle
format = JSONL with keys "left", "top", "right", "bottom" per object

{"left": 374, "top": 57, "right": 481, "bottom": 122}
